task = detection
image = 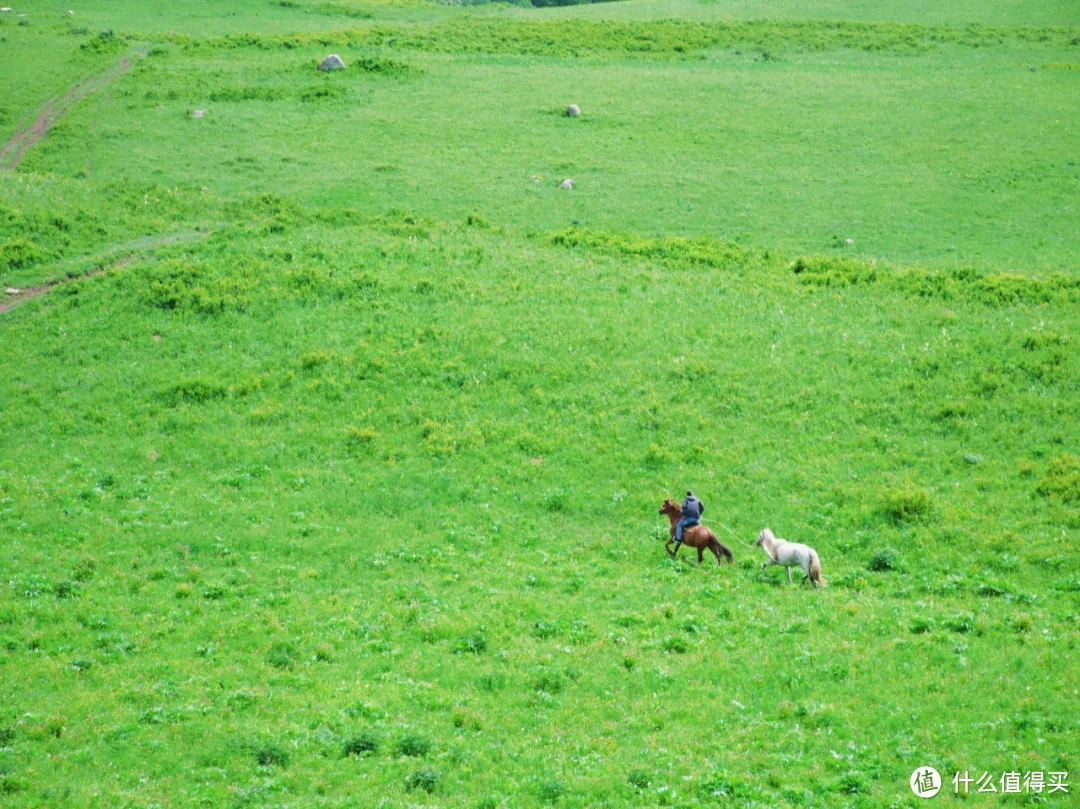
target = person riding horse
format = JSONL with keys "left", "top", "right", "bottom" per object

{"left": 671, "top": 490, "right": 704, "bottom": 550}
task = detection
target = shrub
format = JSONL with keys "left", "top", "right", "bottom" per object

{"left": 0, "top": 775, "right": 27, "bottom": 794}
{"left": 538, "top": 776, "right": 567, "bottom": 804}
{"left": 531, "top": 621, "right": 557, "bottom": 639}
{"left": 882, "top": 487, "right": 931, "bottom": 523}
{"left": 451, "top": 631, "right": 487, "bottom": 654}
{"left": 266, "top": 641, "right": 296, "bottom": 669}
{"left": 346, "top": 425, "right": 377, "bottom": 449}
{"left": 405, "top": 767, "right": 441, "bottom": 793}
{"left": 353, "top": 56, "right": 416, "bottom": 76}
{"left": 1035, "top": 454, "right": 1080, "bottom": 503}
{"left": 830, "top": 773, "right": 869, "bottom": 794}
{"left": 343, "top": 730, "right": 379, "bottom": 756}
{"left": 533, "top": 671, "right": 564, "bottom": 694}
{"left": 943, "top": 612, "right": 974, "bottom": 633}
{"left": 160, "top": 378, "right": 228, "bottom": 406}
{"left": 643, "top": 442, "right": 673, "bottom": 468}
{"left": 867, "top": 548, "right": 899, "bottom": 572}
{"left": 300, "top": 84, "right": 345, "bottom": 102}
{"left": 452, "top": 707, "right": 482, "bottom": 730}
{"left": 81, "top": 29, "right": 125, "bottom": 54}
{"left": 397, "top": 733, "right": 431, "bottom": 757}
{"left": 909, "top": 617, "right": 933, "bottom": 634}
{"left": 254, "top": 744, "right": 288, "bottom": 767}
{"left": 0, "top": 238, "right": 41, "bottom": 270}
{"left": 793, "top": 255, "right": 877, "bottom": 287}
{"left": 72, "top": 557, "right": 97, "bottom": 582}
{"left": 300, "top": 350, "right": 333, "bottom": 370}
{"left": 627, "top": 770, "right": 651, "bottom": 789}
{"left": 662, "top": 636, "right": 688, "bottom": 654}
{"left": 1010, "top": 613, "right": 1032, "bottom": 633}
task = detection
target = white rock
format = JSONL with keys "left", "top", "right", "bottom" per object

{"left": 558, "top": 179, "right": 573, "bottom": 190}
{"left": 845, "top": 238, "right": 854, "bottom": 245}
{"left": 191, "top": 109, "right": 206, "bottom": 118}
{"left": 5, "top": 287, "right": 20, "bottom": 295}
{"left": 318, "top": 54, "right": 346, "bottom": 71}
{"left": 0, "top": 8, "right": 11, "bottom": 12}
{"left": 566, "top": 104, "right": 581, "bottom": 117}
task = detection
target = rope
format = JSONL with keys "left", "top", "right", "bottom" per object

{"left": 701, "top": 517, "right": 757, "bottom": 549}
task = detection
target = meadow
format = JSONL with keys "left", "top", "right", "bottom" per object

{"left": 1, "top": 1, "right": 1079, "bottom": 807}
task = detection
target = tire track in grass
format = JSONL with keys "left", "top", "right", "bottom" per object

{"left": 0, "top": 50, "right": 142, "bottom": 172}
{"left": 0, "top": 230, "right": 208, "bottom": 315}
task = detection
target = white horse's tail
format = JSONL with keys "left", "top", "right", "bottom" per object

{"left": 810, "top": 551, "right": 825, "bottom": 586}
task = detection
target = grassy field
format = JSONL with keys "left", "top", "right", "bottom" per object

{"left": 1, "top": 2, "right": 1079, "bottom": 808}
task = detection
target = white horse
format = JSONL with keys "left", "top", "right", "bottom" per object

{"left": 755, "top": 528, "right": 825, "bottom": 588}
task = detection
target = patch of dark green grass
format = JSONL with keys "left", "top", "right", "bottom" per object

{"left": 405, "top": 766, "right": 441, "bottom": 793}
{"left": 397, "top": 732, "right": 431, "bottom": 758}
{"left": 342, "top": 730, "right": 380, "bottom": 757}
{"left": 254, "top": 743, "right": 289, "bottom": 767}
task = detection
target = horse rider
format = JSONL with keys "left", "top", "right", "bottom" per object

{"left": 671, "top": 490, "right": 704, "bottom": 550}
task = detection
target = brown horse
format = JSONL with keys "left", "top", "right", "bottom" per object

{"left": 659, "top": 498, "right": 734, "bottom": 566}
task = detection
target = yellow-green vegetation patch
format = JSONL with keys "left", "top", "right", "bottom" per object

{"left": 141, "top": 18, "right": 1080, "bottom": 57}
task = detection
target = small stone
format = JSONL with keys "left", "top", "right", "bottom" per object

{"left": 0, "top": 7, "right": 12, "bottom": 11}
{"left": 5, "top": 287, "right": 20, "bottom": 295}
{"left": 191, "top": 109, "right": 206, "bottom": 118}
{"left": 318, "top": 54, "right": 346, "bottom": 71}
{"left": 845, "top": 238, "right": 854, "bottom": 245}
{"left": 566, "top": 104, "right": 581, "bottom": 117}
{"left": 558, "top": 179, "right": 573, "bottom": 190}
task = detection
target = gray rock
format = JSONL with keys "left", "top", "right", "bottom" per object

{"left": 318, "top": 54, "right": 346, "bottom": 71}
{"left": 191, "top": 109, "right": 206, "bottom": 119}
{"left": 566, "top": 104, "right": 581, "bottom": 117}
{"left": 558, "top": 179, "right": 573, "bottom": 190}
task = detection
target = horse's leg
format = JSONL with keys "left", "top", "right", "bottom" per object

{"left": 785, "top": 566, "right": 793, "bottom": 585}
{"left": 697, "top": 546, "right": 705, "bottom": 564}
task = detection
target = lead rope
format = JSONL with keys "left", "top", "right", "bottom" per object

{"left": 702, "top": 517, "right": 757, "bottom": 549}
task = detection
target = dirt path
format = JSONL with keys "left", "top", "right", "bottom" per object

{"left": 0, "top": 230, "right": 208, "bottom": 315}
{"left": 0, "top": 51, "right": 140, "bottom": 171}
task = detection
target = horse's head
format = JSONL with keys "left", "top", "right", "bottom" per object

{"left": 659, "top": 498, "right": 681, "bottom": 516}
{"left": 755, "top": 528, "right": 773, "bottom": 546}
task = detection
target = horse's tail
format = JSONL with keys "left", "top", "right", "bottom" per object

{"left": 711, "top": 537, "right": 734, "bottom": 565}
{"left": 810, "top": 551, "right": 825, "bottom": 586}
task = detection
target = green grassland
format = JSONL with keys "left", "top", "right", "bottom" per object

{"left": 2, "top": 1, "right": 1079, "bottom": 808}
{"left": 5, "top": 10, "right": 1079, "bottom": 271}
